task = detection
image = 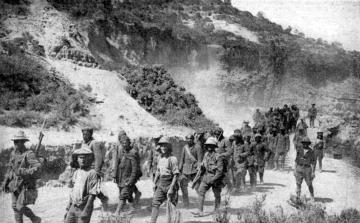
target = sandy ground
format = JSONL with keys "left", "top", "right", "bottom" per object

{"left": 1, "top": 125, "right": 360, "bottom": 223}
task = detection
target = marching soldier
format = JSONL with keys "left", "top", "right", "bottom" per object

{"left": 252, "top": 109, "right": 265, "bottom": 128}
{"left": 266, "top": 129, "right": 277, "bottom": 169}
{"left": 150, "top": 137, "right": 179, "bottom": 223}
{"left": 112, "top": 136, "right": 140, "bottom": 214}
{"left": 296, "top": 118, "right": 309, "bottom": 135}
{"left": 65, "top": 147, "right": 99, "bottom": 223}
{"left": 179, "top": 134, "right": 203, "bottom": 208}
{"left": 244, "top": 135, "right": 256, "bottom": 188}
{"left": 70, "top": 128, "right": 109, "bottom": 210}
{"left": 308, "top": 104, "right": 317, "bottom": 128}
{"left": 232, "top": 130, "right": 248, "bottom": 192}
{"left": 274, "top": 128, "right": 290, "bottom": 170}
{"left": 214, "top": 127, "right": 233, "bottom": 191}
{"left": 1, "top": 131, "right": 42, "bottom": 223}
{"left": 241, "top": 121, "right": 252, "bottom": 138}
{"left": 252, "top": 134, "right": 272, "bottom": 184}
{"left": 294, "top": 136, "right": 316, "bottom": 202}
{"left": 314, "top": 132, "right": 325, "bottom": 172}
{"left": 193, "top": 137, "right": 225, "bottom": 217}
{"left": 112, "top": 130, "right": 142, "bottom": 208}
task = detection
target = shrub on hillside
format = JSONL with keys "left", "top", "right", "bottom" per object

{"left": 0, "top": 47, "right": 91, "bottom": 129}
{"left": 121, "top": 66, "right": 217, "bottom": 130}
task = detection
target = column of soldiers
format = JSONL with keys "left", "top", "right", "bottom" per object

{"left": 1, "top": 104, "right": 323, "bottom": 222}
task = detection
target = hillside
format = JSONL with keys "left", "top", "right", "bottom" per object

{"left": 0, "top": 0, "right": 212, "bottom": 141}
{"left": 41, "top": 0, "right": 360, "bottom": 130}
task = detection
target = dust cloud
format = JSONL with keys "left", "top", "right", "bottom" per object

{"left": 170, "top": 45, "right": 254, "bottom": 136}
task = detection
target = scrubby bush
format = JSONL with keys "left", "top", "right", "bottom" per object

{"left": 230, "top": 195, "right": 360, "bottom": 223}
{"left": 121, "top": 66, "right": 217, "bottom": 130}
{"left": 0, "top": 45, "right": 92, "bottom": 129}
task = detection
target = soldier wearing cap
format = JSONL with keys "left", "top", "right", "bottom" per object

{"left": 150, "top": 137, "right": 179, "bottom": 223}
{"left": 252, "top": 133, "right": 272, "bottom": 184}
{"left": 112, "top": 130, "right": 142, "bottom": 208}
{"left": 294, "top": 136, "right": 316, "bottom": 202}
{"left": 253, "top": 109, "right": 265, "bottom": 128}
{"left": 244, "top": 135, "right": 257, "bottom": 188}
{"left": 71, "top": 127, "right": 109, "bottom": 211}
{"left": 296, "top": 118, "right": 308, "bottom": 135}
{"left": 308, "top": 104, "right": 317, "bottom": 128}
{"left": 232, "top": 130, "right": 248, "bottom": 192}
{"left": 2, "top": 131, "right": 42, "bottom": 223}
{"left": 193, "top": 137, "right": 225, "bottom": 217}
{"left": 179, "top": 133, "right": 203, "bottom": 208}
{"left": 314, "top": 131, "right": 325, "bottom": 172}
{"left": 266, "top": 128, "right": 277, "bottom": 169}
{"left": 112, "top": 136, "right": 139, "bottom": 215}
{"left": 274, "top": 128, "right": 290, "bottom": 170}
{"left": 65, "top": 147, "right": 99, "bottom": 223}
{"left": 214, "top": 127, "right": 234, "bottom": 191}
{"left": 241, "top": 121, "right": 252, "bottom": 138}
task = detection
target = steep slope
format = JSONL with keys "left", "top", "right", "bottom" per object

{"left": 50, "top": 60, "right": 193, "bottom": 139}
{"left": 0, "top": 0, "right": 196, "bottom": 143}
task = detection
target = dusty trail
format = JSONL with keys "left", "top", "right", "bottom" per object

{"left": 1, "top": 123, "right": 360, "bottom": 223}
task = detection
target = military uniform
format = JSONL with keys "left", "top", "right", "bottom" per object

{"left": 217, "top": 137, "right": 233, "bottom": 190}
{"left": 179, "top": 143, "right": 203, "bottom": 207}
{"left": 241, "top": 124, "right": 253, "bottom": 138}
{"left": 65, "top": 147, "right": 99, "bottom": 223}
{"left": 313, "top": 134, "right": 325, "bottom": 171}
{"left": 152, "top": 156, "right": 179, "bottom": 207}
{"left": 112, "top": 144, "right": 139, "bottom": 213}
{"left": 233, "top": 142, "right": 249, "bottom": 191}
{"left": 274, "top": 133, "right": 290, "bottom": 169}
{"left": 150, "top": 137, "right": 179, "bottom": 223}
{"left": 294, "top": 138, "right": 316, "bottom": 199}
{"left": 2, "top": 131, "right": 42, "bottom": 223}
{"left": 198, "top": 151, "right": 225, "bottom": 211}
{"left": 4, "top": 149, "right": 42, "bottom": 223}
{"left": 252, "top": 138, "right": 271, "bottom": 184}
{"left": 308, "top": 106, "right": 317, "bottom": 128}
{"left": 243, "top": 140, "right": 257, "bottom": 188}
{"left": 266, "top": 133, "right": 277, "bottom": 169}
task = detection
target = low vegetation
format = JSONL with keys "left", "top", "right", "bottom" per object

{"left": 0, "top": 41, "right": 92, "bottom": 130}
{"left": 121, "top": 66, "right": 217, "bottom": 131}
{"left": 215, "top": 194, "right": 360, "bottom": 223}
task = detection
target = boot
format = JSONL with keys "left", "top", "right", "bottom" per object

{"left": 23, "top": 207, "right": 41, "bottom": 223}
{"left": 150, "top": 207, "right": 159, "bottom": 223}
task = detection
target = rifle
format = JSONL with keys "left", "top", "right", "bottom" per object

{"left": 35, "top": 118, "right": 46, "bottom": 157}
{"left": 190, "top": 165, "right": 204, "bottom": 189}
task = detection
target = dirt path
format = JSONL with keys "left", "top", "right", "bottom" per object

{"left": 1, "top": 124, "right": 360, "bottom": 223}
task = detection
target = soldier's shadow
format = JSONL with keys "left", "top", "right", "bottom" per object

{"left": 231, "top": 183, "right": 285, "bottom": 196}
{"left": 315, "top": 197, "right": 334, "bottom": 203}
{"left": 321, "top": 170, "right": 336, "bottom": 173}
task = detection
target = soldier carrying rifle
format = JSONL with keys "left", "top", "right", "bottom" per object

{"left": 1, "top": 131, "right": 43, "bottom": 223}
{"left": 192, "top": 137, "right": 225, "bottom": 217}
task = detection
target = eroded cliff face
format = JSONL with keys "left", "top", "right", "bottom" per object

{"left": 32, "top": 0, "right": 360, "bottom": 135}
